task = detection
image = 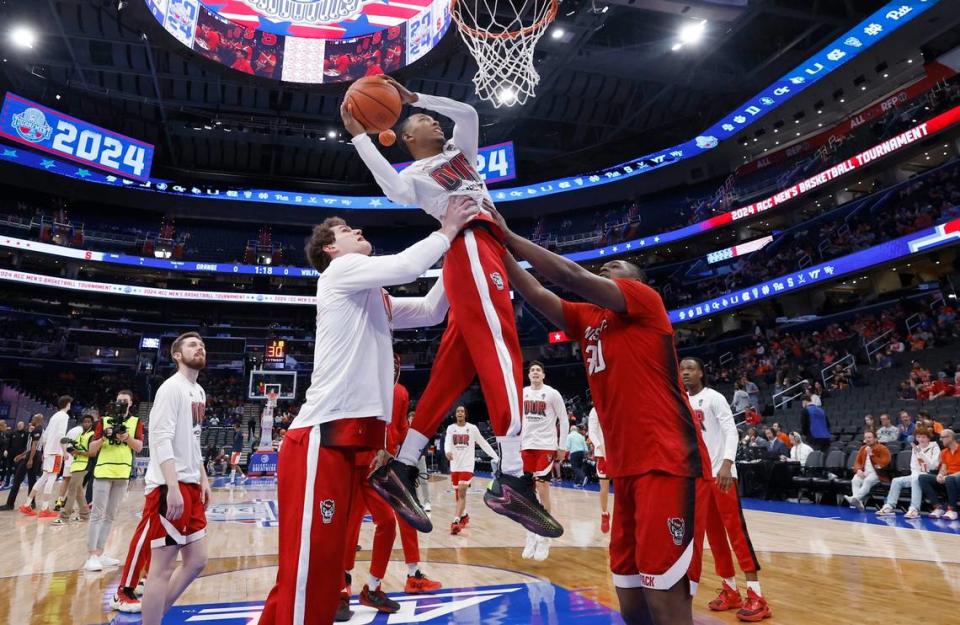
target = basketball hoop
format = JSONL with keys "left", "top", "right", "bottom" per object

{"left": 451, "top": 0, "right": 558, "bottom": 108}
{"left": 266, "top": 390, "right": 279, "bottom": 408}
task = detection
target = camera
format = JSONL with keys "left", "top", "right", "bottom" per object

{"left": 60, "top": 436, "right": 78, "bottom": 454}
{"left": 103, "top": 399, "right": 130, "bottom": 444}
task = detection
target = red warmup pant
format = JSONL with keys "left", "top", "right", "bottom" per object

{"left": 118, "top": 515, "right": 153, "bottom": 590}
{"left": 705, "top": 479, "right": 760, "bottom": 579}
{"left": 412, "top": 227, "right": 524, "bottom": 449}
{"left": 344, "top": 480, "right": 421, "bottom": 582}
{"left": 260, "top": 427, "right": 367, "bottom": 625}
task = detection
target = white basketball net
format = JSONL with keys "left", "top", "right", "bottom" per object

{"left": 266, "top": 391, "right": 278, "bottom": 408}
{"left": 452, "top": 0, "right": 557, "bottom": 108}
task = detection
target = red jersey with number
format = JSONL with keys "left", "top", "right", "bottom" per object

{"left": 562, "top": 279, "right": 710, "bottom": 479}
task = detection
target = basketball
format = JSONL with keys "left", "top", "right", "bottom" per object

{"left": 378, "top": 129, "right": 396, "bottom": 147}
{"left": 344, "top": 76, "right": 403, "bottom": 133}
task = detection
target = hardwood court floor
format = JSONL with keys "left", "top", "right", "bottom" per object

{"left": 1, "top": 475, "right": 959, "bottom": 624}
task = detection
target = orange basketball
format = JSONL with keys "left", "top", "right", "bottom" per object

{"left": 344, "top": 77, "right": 403, "bottom": 133}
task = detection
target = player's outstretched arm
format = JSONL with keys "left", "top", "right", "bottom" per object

{"left": 484, "top": 201, "right": 627, "bottom": 314}
{"left": 391, "top": 274, "right": 449, "bottom": 329}
{"left": 342, "top": 101, "right": 417, "bottom": 205}
{"left": 502, "top": 252, "right": 567, "bottom": 331}
{"left": 384, "top": 77, "right": 480, "bottom": 164}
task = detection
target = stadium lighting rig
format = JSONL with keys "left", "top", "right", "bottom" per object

{"left": 8, "top": 25, "right": 37, "bottom": 50}
{"left": 672, "top": 19, "right": 707, "bottom": 52}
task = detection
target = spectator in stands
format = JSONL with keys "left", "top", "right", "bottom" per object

{"left": 877, "top": 427, "right": 940, "bottom": 519}
{"left": 731, "top": 382, "right": 750, "bottom": 415}
{"left": 918, "top": 411, "right": 944, "bottom": 437}
{"left": 898, "top": 411, "right": 916, "bottom": 443}
{"left": 771, "top": 423, "right": 791, "bottom": 449}
{"left": 788, "top": 433, "right": 813, "bottom": 464}
{"left": 741, "top": 376, "right": 761, "bottom": 411}
{"left": 928, "top": 372, "right": 956, "bottom": 401}
{"left": 898, "top": 381, "right": 917, "bottom": 401}
{"left": 800, "top": 397, "right": 831, "bottom": 452}
{"left": 843, "top": 431, "right": 892, "bottom": 512}
{"left": 740, "top": 428, "right": 760, "bottom": 448}
{"left": 565, "top": 425, "right": 588, "bottom": 487}
{"left": 862, "top": 414, "right": 876, "bottom": 434}
{"left": 917, "top": 428, "right": 960, "bottom": 520}
{"left": 762, "top": 428, "right": 788, "bottom": 459}
{"left": 876, "top": 414, "right": 899, "bottom": 444}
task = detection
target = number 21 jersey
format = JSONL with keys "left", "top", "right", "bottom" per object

{"left": 561, "top": 279, "right": 710, "bottom": 480}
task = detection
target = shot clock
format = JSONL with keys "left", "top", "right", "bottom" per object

{"left": 0, "top": 92, "right": 155, "bottom": 180}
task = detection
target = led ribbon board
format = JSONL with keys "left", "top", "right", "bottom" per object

{"left": 0, "top": 93, "right": 154, "bottom": 180}
{"left": 1, "top": 218, "right": 957, "bottom": 318}
{"left": 143, "top": 0, "right": 452, "bottom": 83}
{"left": 2, "top": 105, "right": 959, "bottom": 276}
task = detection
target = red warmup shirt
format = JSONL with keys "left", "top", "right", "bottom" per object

{"left": 388, "top": 383, "right": 410, "bottom": 456}
{"left": 562, "top": 279, "right": 711, "bottom": 480}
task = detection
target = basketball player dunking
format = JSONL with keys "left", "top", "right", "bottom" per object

{"left": 342, "top": 77, "right": 561, "bottom": 538}
{"left": 259, "top": 198, "right": 474, "bottom": 625}
{"left": 680, "top": 357, "right": 772, "bottom": 622}
{"left": 486, "top": 202, "right": 711, "bottom": 625}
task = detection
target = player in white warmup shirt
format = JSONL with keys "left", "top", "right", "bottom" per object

{"left": 587, "top": 406, "right": 611, "bottom": 534}
{"left": 520, "top": 361, "right": 568, "bottom": 561}
{"left": 444, "top": 406, "right": 499, "bottom": 535}
{"left": 23, "top": 395, "right": 70, "bottom": 516}
{"left": 680, "top": 357, "right": 771, "bottom": 622}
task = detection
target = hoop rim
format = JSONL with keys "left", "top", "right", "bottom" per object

{"left": 450, "top": 0, "right": 558, "bottom": 40}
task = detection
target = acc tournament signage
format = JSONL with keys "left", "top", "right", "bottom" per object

{"left": 0, "top": 92, "right": 154, "bottom": 180}
{"left": 248, "top": 451, "right": 278, "bottom": 475}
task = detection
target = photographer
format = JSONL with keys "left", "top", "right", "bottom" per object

{"left": 83, "top": 390, "right": 144, "bottom": 572}
{"left": 56, "top": 412, "right": 96, "bottom": 523}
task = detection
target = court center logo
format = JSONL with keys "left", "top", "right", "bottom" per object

{"left": 242, "top": 0, "right": 364, "bottom": 24}
{"left": 11, "top": 108, "right": 52, "bottom": 143}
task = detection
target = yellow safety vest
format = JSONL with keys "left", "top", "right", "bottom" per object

{"left": 93, "top": 416, "right": 140, "bottom": 479}
{"left": 70, "top": 429, "right": 96, "bottom": 473}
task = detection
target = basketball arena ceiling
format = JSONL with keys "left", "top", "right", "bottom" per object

{"left": 1, "top": 0, "right": 959, "bottom": 194}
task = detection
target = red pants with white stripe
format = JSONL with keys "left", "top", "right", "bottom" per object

{"left": 411, "top": 226, "right": 524, "bottom": 452}
{"left": 705, "top": 479, "right": 760, "bottom": 579}
{"left": 118, "top": 520, "right": 152, "bottom": 590}
{"left": 260, "top": 426, "right": 371, "bottom": 625}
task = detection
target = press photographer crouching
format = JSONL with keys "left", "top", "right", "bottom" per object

{"left": 83, "top": 390, "right": 144, "bottom": 572}
{"left": 56, "top": 412, "right": 96, "bottom": 523}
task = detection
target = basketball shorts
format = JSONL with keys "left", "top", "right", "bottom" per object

{"left": 595, "top": 456, "right": 608, "bottom": 480}
{"left": 450, "top": 471, "right": 474, "bottom": 486}
{"left": 230, "top": 451, "right": 242, "bottom": 465}
{"left": 521, "top": 449, "right": 556, "bottom": 479}
{"left": 609, "top": 473, "right": 707, "bottom": 595}
{"left": 142, "top": 482, "right": 207, "bottom": 548}
{"left": 42, "top": 454, "right": 63, "bottom": 474}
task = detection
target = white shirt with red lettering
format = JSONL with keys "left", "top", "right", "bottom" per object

{"left": 521, "top": 384, "right": 569, "bottom": 451}
{"left": 444, "top": 422, "right": 498, "bottom": 473}
{"left": 587, "top": 408, "right": 606, "bottom": 458}
{"left": 145, "top": 372, "right": 206, "bottom": 493}
{"left": 687, "top": 387, "right": 738, "bottom": 480}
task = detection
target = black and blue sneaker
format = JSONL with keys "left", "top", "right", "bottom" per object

{"left": 368, "top": 459, "right": 433, "bottom": 532}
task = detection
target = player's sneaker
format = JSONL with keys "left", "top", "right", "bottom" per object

{"left": 875, "top": 504, "right": 896, "bottom": 516}
{"left": 423, "top": 502, "right": 432, "bottom": 512}
{"left": 405, "top": 570, "right": 442, "bottom": 594}
{"left": 81, "top": 556, "right": 103, "bottom": 572}
{"left": 359, "top": 584, "right": 400, "bottom": 613}
{"left": 100, "top": 556, "right": 120, "bottom": 566}
{"left": 600, "top": 512, "right": 610, "bottom": 534}
{"left": 533, "top": 537, "right": 551, "bottom": 562}
{"left": 110, "top": 588, "right": 142, "bottom": 613}
{"left": 929, "top": 507, "right": 946, "bottom": 519}
{"left": 483, "top": 473, "right": 563, "bottom": 538}
{"left": 904, "top": 507, "right": 920, "bottom": 519}
{"left": 460, "top": 513, "right": 470, "bottom": 528}
{"left": 18, "top": 504, "right": 37, "bottom": 516}
{"left": 38, "top": 509, "right": 58, "bottom": 519}
{"left": 368, "top": 460, "right": 432, "bottom": 532}
{"left": 521, "top": 532, "right": 538, "bottom": 559}
{"left": 134, "top": 579, "right": 146, "bottom": 598}
{"left": 53, "top": 497, "right": 64, "bottom": 512}
{"left": 945, "top": 509, "right": 959, "bottom": 521}
{"left": 450, "top": 519, "right": 462, "bottom": 535}
{"left": 335, "top": 592, "right": 353, "bottom": 622}
{"left": 708, "top": 582, "right": 743, "bottom": 611}
{"left": 736, "top": 589, "right": 772, "bottom": 622}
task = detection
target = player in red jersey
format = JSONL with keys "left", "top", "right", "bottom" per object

{"left": 486, "top": 202, "right": 711, "bottom": 625}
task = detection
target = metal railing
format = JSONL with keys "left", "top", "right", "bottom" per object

{"left": 863, "top": 329, "right": 893, "bottom": 364}
{"left": 822, "top": 353, "right": 856, "bottom": 388}
{"left": 773, "top": 378, "right": 810, "bottom": 410}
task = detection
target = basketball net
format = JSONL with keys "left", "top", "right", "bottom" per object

{"left": 266, "top": 391, "right": 278, "bottom": 409}
{"left": 451, "top": 0, "right": 558, "bottom": 108}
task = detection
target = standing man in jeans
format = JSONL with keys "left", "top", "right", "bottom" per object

{"left": 83, "top": 390, "right": 144, "bottom": 571}
{"left": 1, "top": 415, "right": 43, "bottom": 511}
{"left": 565, "top": 425, "right": 588, "bottom": 487}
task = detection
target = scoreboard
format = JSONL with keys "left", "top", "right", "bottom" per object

{"left": 265, "top": 339, "right": 286, "bottom": 365}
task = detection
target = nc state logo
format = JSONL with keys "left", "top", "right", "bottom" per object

{"left": 667, "top": 517, "right": 685, "bottom": 546}
{"left": 490, "top": 272, "right": 504, "bottom": 291}
{"left": 320, "top": 499, "right": 336, "bottom": 524}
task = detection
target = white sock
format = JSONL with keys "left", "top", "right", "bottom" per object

{"left": 367, "top": 575, "right": 381, "bottom": 590}
{"left": 747, "top": 581, "right": 762, "bottom": 596}
{"left": 496, "top": 437, "right": 523, "bottom": 477}
{"left": 723, "top": 577, "right": 737, "bottom": 590}
{"left": 397, "top": 430, "right": 429, "bottom": 467}
{"left": 407, "top": 563, "right": 419, "bottom": 577}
